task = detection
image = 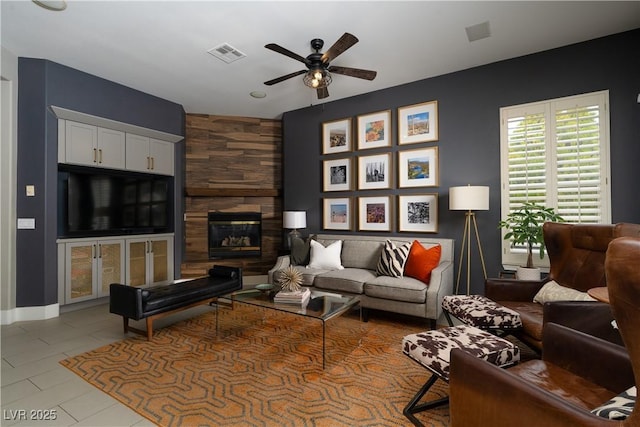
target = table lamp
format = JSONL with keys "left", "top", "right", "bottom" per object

{"left": 283, "top": 211, "right": 307, "bottom": 249}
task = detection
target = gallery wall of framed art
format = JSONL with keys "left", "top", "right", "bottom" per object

{"left": 320, "top": 100, "right": 441, "bottom": 233}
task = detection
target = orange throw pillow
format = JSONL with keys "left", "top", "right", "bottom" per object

{"left": 404, "top": 241, "right": 441, "bottom": 284}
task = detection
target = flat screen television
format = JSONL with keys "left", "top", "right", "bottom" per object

{"left": 58, "top": 165, "right": 173, "bottom": 238}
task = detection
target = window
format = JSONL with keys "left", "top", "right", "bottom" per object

{"left": 500, "top": 91, "right": 611, "bottom": 268}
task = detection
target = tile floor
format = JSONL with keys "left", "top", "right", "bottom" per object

{"left": 1, "top": 302, "right": 212, "bottom": 427}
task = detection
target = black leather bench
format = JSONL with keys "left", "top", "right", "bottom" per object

{"left": 109, "top": 265, "right": 242, "bottom": 340}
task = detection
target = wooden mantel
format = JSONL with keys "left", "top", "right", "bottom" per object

{"left": 185, "top": 187, "right": 281, "bottom": 198}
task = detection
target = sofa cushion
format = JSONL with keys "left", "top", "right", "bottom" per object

{"left": 314, "top": 268, "right": 376, "bottom": 294}
{"left": 340, "top": 239, "right": 383, "bottom": 270}
{"left": 290, "top": 235, "right": 315, "bottom": 266}
{"left": 533, "top": 280, "right": 596, "bottom": 304}
{"left": 404, "top": 241, "right": 441, "bottom": 284}
{"left": 308, "top": 239, "right": 344, "bottom": 270}
{"left": 364, "top": 275, "right": 427, "bottom": 303}
{"left": 376, "top": 240, "right": 411, "bottom": 277}
{"left": 274, "top": 265, "right": 328, "bottom": 287}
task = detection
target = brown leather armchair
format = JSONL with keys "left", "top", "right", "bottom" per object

{"left": 486, "top": 222, "right": 640, "bottom": 351}
{"left": 448, "top": 236, "right": 640, "bottom": 427}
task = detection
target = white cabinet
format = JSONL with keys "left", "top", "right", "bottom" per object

{"left": 126, "top": 134, "right": 174, "bottom": 176}
{"left": 64, "top": 121, "right": 125, "bottom": 169}
{"left": 60, "top": 238, "right": 125, "bottom": 304}
{"left": 125, "top": 234, "right": 174, "bottom": 288}
{"left": 58, "top": 234, "right": 173, "bottom": 305}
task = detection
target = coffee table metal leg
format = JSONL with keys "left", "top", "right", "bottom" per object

{"left": 322, "top": 320, "right": 326, "bottom": 369}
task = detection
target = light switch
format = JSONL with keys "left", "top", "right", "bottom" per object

{"left": 26, "top": 185, "right": 35, "bottom": 197}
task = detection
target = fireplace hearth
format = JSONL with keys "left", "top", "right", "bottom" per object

{"left": 208, "top": 212, "right": 262, "bottom": 259}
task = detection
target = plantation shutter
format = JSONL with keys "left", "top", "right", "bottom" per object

{"left": 500, "top": 91, "right": 610, "bottom": 268}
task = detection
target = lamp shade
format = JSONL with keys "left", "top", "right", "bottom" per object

{"left": 283, "top": 211, "right": 307, "bottom": 229}
{"left": 449, "top": 186, "right": 490, "bottom": 211}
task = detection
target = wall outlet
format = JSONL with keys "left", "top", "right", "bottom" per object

{"left": 26, "top": 185, "right": 35, "bottom": 196}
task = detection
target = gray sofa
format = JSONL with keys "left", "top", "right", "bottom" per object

{"left": 268, "top": 234, "right": 454, "bottom": 327}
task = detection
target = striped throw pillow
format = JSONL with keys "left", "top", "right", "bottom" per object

{"left": 376, "top": 240, "right": 411, "bottom": 277}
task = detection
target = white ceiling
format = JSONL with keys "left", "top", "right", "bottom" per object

{"left": 2, "top": 1, "right": 639, "bottom": 119}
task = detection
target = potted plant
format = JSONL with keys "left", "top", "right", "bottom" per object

{"left": 498, "top": 202, "right": 564, "bottom": 280}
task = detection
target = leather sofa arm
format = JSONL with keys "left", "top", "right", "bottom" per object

{"left": 542, "top": 323, "right": 632, "bottom": 392}
{"left": 449, "top": 348, "right": 617, "bottom": 427}
{"left": 543, "top": 301, "right": 622, "bottom": 346}
{"left": 109, "top": 283, "right": 144, "bottom": 320}
{"left": 485, "top": 277, "right": 546, "bottom": 301}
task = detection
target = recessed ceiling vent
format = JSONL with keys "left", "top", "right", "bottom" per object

{"left": 465, "top": 21, "right": 491, "bottom": 42}
{"left": 207, "top": 43, "right": 246, "bottom": 64}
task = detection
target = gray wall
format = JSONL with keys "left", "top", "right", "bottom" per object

{"left": 281, "top": 29, "right": 640, "bottom": 295}
{"left": 16, "top": 58, "right": 185, "bottom": 307}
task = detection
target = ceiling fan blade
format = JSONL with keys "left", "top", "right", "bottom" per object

{"left": 321, "top": 33, "right": 358, "bottom": 63}
{"left": 317, "top": 87, "right": 329, "bottom": 99}
{"left": 328, "top": 66, "right": 377, "bottom": 81}
{"left": 265, "top": 43, "right": 311, "bottom": 66}
{"left": 264, "top": 70, "right": 307, "bottom": 86}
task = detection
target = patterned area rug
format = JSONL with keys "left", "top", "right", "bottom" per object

{"left": 61, "top": 304, "right": 450, "bottom": 426}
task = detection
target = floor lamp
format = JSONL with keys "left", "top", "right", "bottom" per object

{"left": 449, "top": 186, "right": 489, "bottom": 295}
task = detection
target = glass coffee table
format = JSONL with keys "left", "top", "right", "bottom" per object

{"left": 217, "top": 287, "right": 360, "bottom": 369}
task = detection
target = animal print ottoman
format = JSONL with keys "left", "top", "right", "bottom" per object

{"left": 442, "top": 294, "right": 522, "bottom": 330}
{"left": 401, "top": 325, "right": 520, "bottom": 426}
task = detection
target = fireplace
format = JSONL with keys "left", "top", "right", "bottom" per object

{"left": 208, "top": 212, "right": 261, "bottom": 259}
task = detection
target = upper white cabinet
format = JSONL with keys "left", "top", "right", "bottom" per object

{"left": 54, "top": 106, "right": 181, "bottom": 176}
{"left": 64, "top": 121, "right": 126, "bottom": 169}
{"left": 125, "top": 134, "right": 174, "bottom": 176}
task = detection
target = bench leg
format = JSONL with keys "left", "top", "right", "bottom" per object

{"left": 146, "top": 318, "right": 153, "bottom": 341}
{"left": 403, "top": 373, "right": 449, "bottom": 427}
{"left": 123, "top": 317, "right": 129, "bottom": 333}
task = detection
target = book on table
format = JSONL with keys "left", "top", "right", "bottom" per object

{"left": 274, "top": 287, "right": 311, "bottom": 305}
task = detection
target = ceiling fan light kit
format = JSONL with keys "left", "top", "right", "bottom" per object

{"left": 264, "top": 32, "right": 377, "bottom": 100}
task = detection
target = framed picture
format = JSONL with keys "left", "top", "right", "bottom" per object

{"left": 358, "top": 196, "right": 391, "bottom": 232}
{"left": 322, "top": 118, "right": 352, "bottom": 154}
{"left": 323, "top": 197, "right": 352, "bottom": 230}
{"left": 357, "top": 110, "right": 392, "bottom": 150}
{"left": 398, "top": 194, "right": 438, "bottom": 233}
{"left": 398, "top": 100, "right": 439, "bottom": 145}
{"left": 323, "top": 158, "right": 352, "bottom": 192}
{"left": 358, "top": 153, "right": 391, "bottom": 190}
{"left": 398, "top": 147, "right": 439, "bottom": 188}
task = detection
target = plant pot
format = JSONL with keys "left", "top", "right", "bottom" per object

{"left": 516, "top": 266, "right": 541, "bottom": 281}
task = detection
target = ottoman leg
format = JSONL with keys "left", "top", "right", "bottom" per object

{"left": 403, "top": 373, "right": 449, "bottom": 427}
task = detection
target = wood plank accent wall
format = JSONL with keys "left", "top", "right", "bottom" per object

{"left": 182, "top": 114, "right": 283, "bottom": 278}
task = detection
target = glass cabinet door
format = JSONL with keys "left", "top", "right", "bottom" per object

{"left": 97, "top": 240, "right": 124, "bottom": 297}
{"left": 150, "top": 239, "right": 168, "bottom": 284}
{"left": 127, "top": 240, "right": 148, "bottom": 287}
{"left": 66, "top": 242, "right": 96, "bottom": 303}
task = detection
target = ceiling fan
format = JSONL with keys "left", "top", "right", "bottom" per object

{"left": 264, "top": 32, "right": 377, "bottom": 99}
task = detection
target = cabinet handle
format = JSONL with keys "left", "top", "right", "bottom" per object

{"left": 147, "top": 156, "right": 151, "bottom": 170}
{"left": 149, "top": 241, "right": 153, "bottom": 253}
{"left": 92, "top": 244, "right": 97, "bottom": 259}
{"left": 98, "top": 244, "right": 102, "bottom": 258}
{"left": 150, "top": 157, "right": 154, "bottom": 170}
{"left": 98, "top": 149, "right": 103, "bottom": 164}
{"left": 93, "top": 148, "right": 97, "bottom": 163}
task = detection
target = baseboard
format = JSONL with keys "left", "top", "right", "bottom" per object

{"left": 1, "top": 303, "right": 59, "bottom": 325}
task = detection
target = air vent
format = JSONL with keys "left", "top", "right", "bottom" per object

{"left": 207, "top": 43, "right": 246, "bottom": 63}
{"left": 465, "top": 21, "right": 491, "bottom": 42}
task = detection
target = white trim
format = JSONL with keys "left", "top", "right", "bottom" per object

{"left": 1, "top": 303, "right": 59, "bottom": 325}
{"left": 50, "top": 106, "right": 183, "bottom": 143}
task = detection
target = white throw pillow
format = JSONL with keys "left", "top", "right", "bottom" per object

{"left": 307, "top": 240, "right": 344, "bottom": 270}
{"left": 533, "top": 280, "right": 596, "bottom": 304}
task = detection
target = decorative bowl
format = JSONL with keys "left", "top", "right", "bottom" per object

{"left": 255, "top": 284, "right": 274, "bottom": 294}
